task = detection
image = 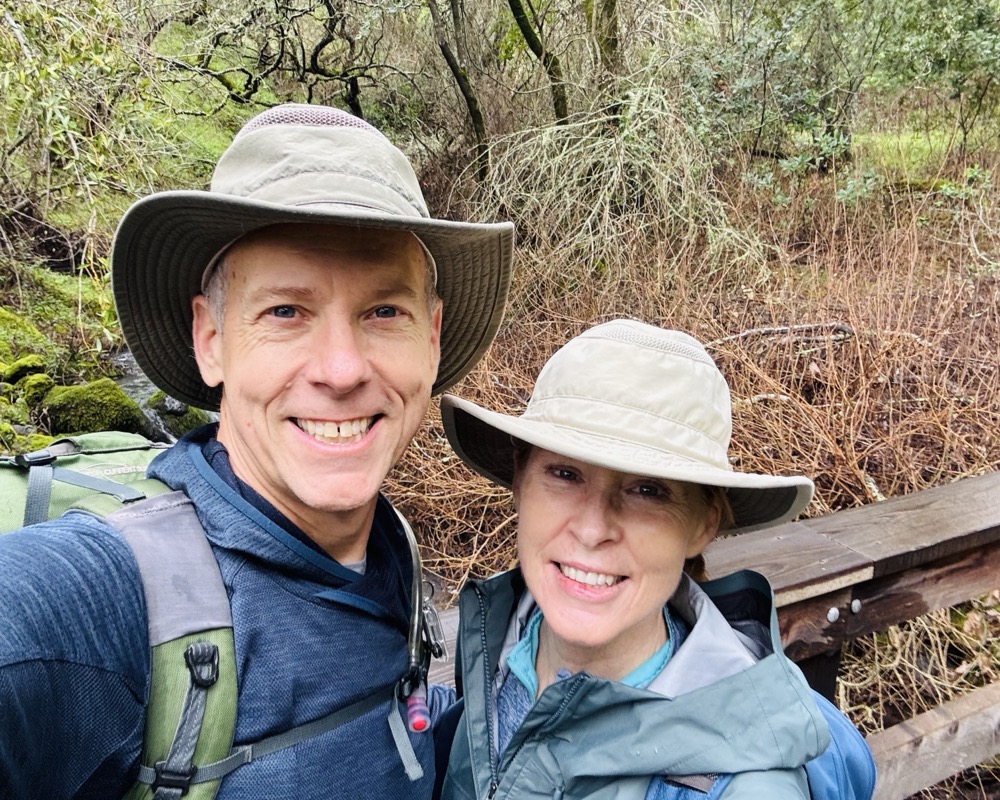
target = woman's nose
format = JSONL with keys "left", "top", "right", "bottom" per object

{"left": 569, "top": 494, "right": 622, "bottom": 547}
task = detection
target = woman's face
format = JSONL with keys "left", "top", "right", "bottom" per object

{"left": 513, "top": 447, "right": 719, "bottom": 668}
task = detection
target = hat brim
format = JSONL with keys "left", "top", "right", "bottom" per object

{"left": 441, "top": 395, "right": 814, "bottom": 531}
{"left": 112, "top": 191, "right": 514, "bottom": 410}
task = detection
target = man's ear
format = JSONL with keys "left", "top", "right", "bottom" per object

{"left": 191, "top": 294, "right": 223, "bottom": 388}
{"left": 429, "top": 298, "right": 443, "bottom": 374}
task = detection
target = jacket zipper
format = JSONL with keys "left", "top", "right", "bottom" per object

{"left": 492, "top": 671, "right": 589, "bottom": 797}
{"left": 475, "top": 585, "right": 500, "bottom": 799}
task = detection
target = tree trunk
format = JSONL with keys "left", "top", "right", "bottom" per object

{"left": 427, "top": 0, "right": 489, "bottom": 181}
{"left": 507, "top": 0, "right": 569, "bottom": 124}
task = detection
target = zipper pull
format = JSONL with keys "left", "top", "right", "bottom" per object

{"left": 487, "top": 780, "right": 498, "bottom": 799}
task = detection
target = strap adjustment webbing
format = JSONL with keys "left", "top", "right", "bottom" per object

{"left": 138, "top": 681, "right": 398, "bottom": 791}
{"left": 151, "top": 642, "right": 221, "bottom": 800}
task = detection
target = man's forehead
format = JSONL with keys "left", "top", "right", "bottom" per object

{"left": 233, "top": 222, "right": 423, "bottom": 257}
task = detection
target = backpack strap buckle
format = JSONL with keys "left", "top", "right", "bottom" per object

{"left": 15, "top": 448, "right": 56, "bottom": 468}
{"left": 185, "top": 641, "right": 220, "bottom": 688}
{"left": 151, "top": 760, "right": 197, "bottom": 796}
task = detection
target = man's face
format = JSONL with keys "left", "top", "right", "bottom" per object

{"left": 192, "top": 223, "right": 442, "bottom": 560}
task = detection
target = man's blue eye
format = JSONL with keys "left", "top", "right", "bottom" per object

{"left": 374, "top": 306, "right": 398, "bottom": 319}
{"left": 272, "top": 305, "right": 296, "bottom": 318}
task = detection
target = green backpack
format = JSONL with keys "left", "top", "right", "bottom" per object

{"left": 1, "top": 432, "right": 436, "bottom": 798}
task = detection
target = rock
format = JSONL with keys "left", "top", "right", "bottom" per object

{"left": 147, "top": 389, "right": 212, "bottom": 439}
{"left": 43, "top": 378, "right": 155, "bottom": 437}
{"left": 0, "top": 310, "right": 48, "bottom": 365}
{"left": 19, "top": 373, "right": 55, "bottom": 408}
{"left": 3, "top": 354, "right": 47, "bottom": 385}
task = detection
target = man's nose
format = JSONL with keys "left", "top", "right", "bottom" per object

{"left": 306, "top": 318, "right": 373, "bottom": 392}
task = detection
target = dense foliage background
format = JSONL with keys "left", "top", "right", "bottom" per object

{"left": 2, "top": 1, "right": 999, "bottom": 795}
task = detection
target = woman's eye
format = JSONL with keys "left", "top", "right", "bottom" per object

{"left": 270, "top": 305, "right": 296, "bottom": 318}
{"left": 635, "top": 482, "right": 668, "bottom": 499}
{"left": 373, "top": 305, "right": 398, "bottom": 319}
{"left": 550, "top": 466, "right": 579, "bottom": 482}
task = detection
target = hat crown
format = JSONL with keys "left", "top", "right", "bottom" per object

{"left": 211, "top": 104, "right": 429, "bottom": 218}
{"left": 524, "top": 320, "right": 734, "bottom": 473}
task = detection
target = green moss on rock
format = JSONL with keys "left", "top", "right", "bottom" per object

{"left": 44, "top": 378, "right": 154, "bottom": 437}
{"left": 0, "top": 396, "right": 30, "bottom": 427}
{"left": 20, "top": 373, "right": 56, "bottom": 408}
{"left": 0, "top": 422, "right": 51, "bottom": 455}
{"left": 0, "top": 314, "right": 49, "bottom": 367}
{"left": 147, "top": 389, "right": 212, "bottom": 438}
{"left": 5, "top": 355, "right": 47, "bottom": 385}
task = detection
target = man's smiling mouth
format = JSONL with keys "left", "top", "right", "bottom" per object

{"left": 558, "top": 563, "right": 624, "bottom": 587}
{"left": 295, "top": 416, "right": 374, "bottom": 445}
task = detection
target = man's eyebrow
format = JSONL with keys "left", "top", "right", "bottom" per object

{"left": 369, "top": 284, "right": 422, "bottom": 302}
{"left": 242, "top": 283, "right": 423, "bottom": 306}
{"left": 243, "top": 285, "right": 316, "bottom": 306}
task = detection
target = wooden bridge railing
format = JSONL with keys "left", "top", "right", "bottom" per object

{"left": 428, "top": 470, "right": 1000, "bottom": 800}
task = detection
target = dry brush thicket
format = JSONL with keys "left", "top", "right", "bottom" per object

{"left": 387, "top": 125, "right": 1000, "bottom": 795}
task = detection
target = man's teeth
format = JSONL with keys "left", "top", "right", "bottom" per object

{"left": 559, "top": 564, "right": 621, "bottom": 587}
{"left": 297, "top": 417, "right": 371, "bottom": 444}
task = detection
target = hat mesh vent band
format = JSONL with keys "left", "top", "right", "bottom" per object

{"left": 236, "top": 106, "right": 386, "bottom": 141}
{"left": 592, "top": 322, "right": 717, "bottom": 367}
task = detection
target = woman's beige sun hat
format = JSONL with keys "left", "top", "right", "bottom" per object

{"left": 441, "top": 319, "right": 814, "bottom": 531}
{"left": 112, "top": 104, "right": 514, "bottom": 410}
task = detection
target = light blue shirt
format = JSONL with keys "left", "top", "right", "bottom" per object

{"left": 505, "top": 606, "right": 683, "bottom": 697}
{"left": 496, "top": 604, "right": 688, "bottom": 759}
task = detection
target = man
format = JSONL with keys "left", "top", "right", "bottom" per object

{"left": 0, "top": 105, "right": 513, "bottom": 798}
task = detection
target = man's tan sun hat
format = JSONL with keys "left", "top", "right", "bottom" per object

{"left": 441, "top": 319, "right": 814, "bottom": 531}
{"left": 112, "top": 104, "right": 514, "bottom": 410}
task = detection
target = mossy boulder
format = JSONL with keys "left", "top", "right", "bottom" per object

{"left": 44, "top": 378, "right": 155, "bottom": 437}
{"left": 147, "top": 390, "right": 212, "bottom": 439}
{"left": 0, "top": 422, "right": 18, "bottom": 453}
{"left": 0, "top": 310, "right": 49, "bottom": 365}
{"left": 0, "top": 422, "right": 51, "bottom": 455}
{"left": 20, "top": 373, "right": 56, "bottom": 408}
{"left": 3, "top": 354, "right": 47, "bottom": 385}
{"left": 0, "top": 396, "right": 30, "bottom": 427}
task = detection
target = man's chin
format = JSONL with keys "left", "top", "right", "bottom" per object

{"left": 292, "top": 478, "right": 383, "bottom": 517}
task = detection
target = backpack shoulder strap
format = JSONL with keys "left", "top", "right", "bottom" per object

{"left": 104, "top": 492, "right": 237, "bottom": 800}
{"left": 72, "top": 477, "right": 174, "bottom": 518}
{"left": 805, "top": 690, "right": 877, "bottom": 800}
{"left": 104, "top": 493, "right": 428, "bottom": 796}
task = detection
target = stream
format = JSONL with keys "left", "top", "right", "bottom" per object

{"left": 112, "top": 351, "right": 217, "bottom": 443}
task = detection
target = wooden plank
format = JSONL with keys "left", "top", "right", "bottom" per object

{"left": 868, "top": 681, "right": 1000, "bottom": 800}
{"left": 802, "top": 471, "right": 1000, "bottom": 578}
{"left": 777, "top": 587, "right": 853, "bottom": 662}
{"left": 706, "top": 521, "right": 873, "bottom": 605}
{"left": 427, "top": 604, "right": 460, "bottom": 687}
{"left": 845, "top": 538, "right": 1000, "bottom": 641}
{"left": 774, "top": 536, "right": 1000, "bottom": 661}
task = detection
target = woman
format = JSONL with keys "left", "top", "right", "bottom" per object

{"left": 436, "top": 319, "right": 870, "bottom": 800}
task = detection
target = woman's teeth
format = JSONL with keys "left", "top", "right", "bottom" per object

{"left": 559, "top": 564, "right": 621, "bottom": 587}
